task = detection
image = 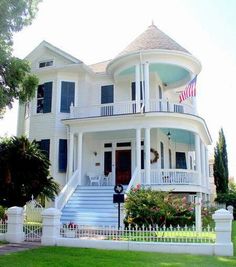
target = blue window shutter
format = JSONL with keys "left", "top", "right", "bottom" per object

{"left": 101, "top": 85, "right": 114, "bottom": 104}
{"left": 43, "top": 82, "right": 52, "bottom": 113}
{"left": 40, "top": 139, "right": 50, "bottom": 159}
{"left": 60, "top": 81, "right": 75, "bottom": 113}
{"left": 59, "top": 139, "right": 67, "bottom": 172}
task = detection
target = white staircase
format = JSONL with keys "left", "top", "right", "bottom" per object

{"left": 61, "top": 186, "right": 119, "bottom": 226}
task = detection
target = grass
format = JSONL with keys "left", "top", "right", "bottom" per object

{"left": 0, "top": 222, "right": 235, "bottom": 267}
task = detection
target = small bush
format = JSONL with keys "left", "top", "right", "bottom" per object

{"left": 0, "top": 205, "right": 7, "bottom": 221}
{"left": 215, "top": 192, "right": 236, "bottom": 219}
{"left": 124, "top": 187, "right": 195, "bottom": 227}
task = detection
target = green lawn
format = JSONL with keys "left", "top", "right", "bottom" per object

{"left": 0, "top": 222, "right": 235, "bottom": 267}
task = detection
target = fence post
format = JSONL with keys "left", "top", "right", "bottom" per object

{"left": 195, "top": 195, "right": 202, "bottom": 232}
{"left": 5, "top": 206, "right": 25, "bottom": 243}
{"left": 212, "top": 209, "right": 233, "bottom": 256}
{"left": 41, "top": 208, "right": 61, "bottom": 246}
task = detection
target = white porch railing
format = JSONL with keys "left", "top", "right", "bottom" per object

{"left": 55, "top": 169, "right": 79, "bottom": 210}
{"left": 70, "top": 99, "right": 195, "bottom": 119}
{"left": 141, "top": 169, "right": 199, "bottom": 185}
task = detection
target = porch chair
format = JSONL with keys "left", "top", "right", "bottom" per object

{"left": 87, "top": 173, "right": 101, "bottom": 186}
{"left": 102, "top": 172, "right": 112, "bottom": 186}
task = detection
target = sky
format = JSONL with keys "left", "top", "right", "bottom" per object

{"left": 0, "top": 0, "right": 236, "bottom": 178}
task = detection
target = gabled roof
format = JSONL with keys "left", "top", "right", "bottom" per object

{"left": 118, "top": 24, "right": 190, "bottom": 56}
{"left": 25, "top": 40, "right": 83, "bottom": 64}
{"left": 89, "top": 60, "right": 111, "bottom": 73}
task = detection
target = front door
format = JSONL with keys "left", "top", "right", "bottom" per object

{"left": 115, "top": 150, "right": 131, "bottom": 185}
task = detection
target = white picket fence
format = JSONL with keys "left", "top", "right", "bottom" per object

{"left": 0, "top": 219, "right": 7, "bottom": 233}
{"left": 60, "top": 224, "right": 215, "bottom": 243}
{"left": 0, "top": 207, "right": 234, "bottom": 256}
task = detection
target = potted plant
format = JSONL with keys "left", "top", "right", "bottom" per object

{"left": 63, "top": 222, "right": 77, "bottom": 238}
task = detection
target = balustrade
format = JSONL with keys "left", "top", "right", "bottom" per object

{"left": 70, "top": 99, "right": 195, "bottom": 119}
{"left": 141, "top": 169, "right": 199, "bottom": 186}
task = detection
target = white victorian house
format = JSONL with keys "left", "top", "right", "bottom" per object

{"left": 17, "top": 24, "right": 212, "bottom": 226}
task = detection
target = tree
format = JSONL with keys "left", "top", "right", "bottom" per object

{"left": 0, "top": 136, "right": 59, "bottom": 207}
{"left": 0, "top": 0, "right": 41, "bottom": 116}
{"left": 213, "top": 128, "right": 229, "bottom": 194}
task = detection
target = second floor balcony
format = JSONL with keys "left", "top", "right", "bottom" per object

{"left": 70, "top": 99, "right": 195, "bottom": 119}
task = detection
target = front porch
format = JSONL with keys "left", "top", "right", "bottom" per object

{"left": 84, "top": 169, "right": 199, "bottom": 187}
{"left": 65, "top": 127, "right": 209, "bottom": 191}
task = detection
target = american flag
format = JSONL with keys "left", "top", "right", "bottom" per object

{"left": 179, "top": 76, "right": 197, "bottom": 103}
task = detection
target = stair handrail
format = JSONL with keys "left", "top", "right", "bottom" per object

{"left": 55, "top": 169, "right": 79, "bottom": 210}
{"left": 125, "top": 167, "right": 138, "bottom": 194}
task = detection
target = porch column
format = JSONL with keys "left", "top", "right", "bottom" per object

{"left": 201, "top": 141, "right": 206, "bottom": 187}
{"left": 192, "top": 96, "right": 198, "bottom": 115}
{"left": 136, "top": 128, "right": 141, "bottom": 184}
{"left": 195, "top": 134, "right": 202, "bottom": 185}
{"left": 77, "top": 132, "right": 83, "bottom": 185}
{"left": 135, "top": 64, "right": 141, "bottom": 113}
{"left": 145, "top": 128, "right": 151, "bottom": 185}
{"left": 144, "top": 62, "right": 150, "bottom": 112}
{"left": 68, "top": 132, "right": 74, "bottom": 179}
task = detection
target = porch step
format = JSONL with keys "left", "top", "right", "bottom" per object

{"left": 61, "top": 186, "right": 121, "bottom": 226}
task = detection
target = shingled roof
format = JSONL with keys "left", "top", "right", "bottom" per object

{"left": 89, "top": 59, "right": 111, "bottom": 73}
{"left": 118, "top": 24, "right": 190, "bottom": 56}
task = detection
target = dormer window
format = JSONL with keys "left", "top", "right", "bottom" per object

{"left": 39, "top": 60, "right": 53, "bottom": 68}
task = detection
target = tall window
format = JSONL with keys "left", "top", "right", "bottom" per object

{"left": 169, "top": 149, "right": 172, "bottom": 169}
{"left": 158, "top": 85, "right": 163, "bottom": 111}
{"left": 190, "top": 155, "right": 193, "bottom": 170}
{"left": 104, "top": 151, "right": 112, "bottom": 175}
{"left": 158, "top": 85, "right": 162, "bottom": 99}
{"left": 59, "top": 139, "right": 67, "bottom": 172}
{"left": 37, "top": 82, "right": 52, "bottom": 113}
{"left": 37, "top": 139, "right": 50, "bottom": 159}
{"left": 60, "top": 81, "right": 75, "bottom": 113}
{"left": 101, "top": 85, "right": 114, "bottom": 115}
{"left": 160, "top": 142, "right": 164, "bottom": 169}
{"left": 131, "top": 82, "right": 144, "bottom": 101}
{"left": 176, "top": 152, "right": 187, "bottom": 169}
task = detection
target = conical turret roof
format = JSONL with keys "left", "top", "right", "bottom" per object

{"left": 118, "top": 24, "right": 190, "bottom": 56}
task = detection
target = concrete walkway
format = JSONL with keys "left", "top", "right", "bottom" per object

{"left": 0, "top": 242, "right": 41, "bottom": 255}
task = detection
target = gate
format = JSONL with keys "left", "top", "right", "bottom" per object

{"left": 24, "top": 223, "right": 42, "bottom": 242}
{"left": 24, "top": 196, "right": 44, "bottom": 242}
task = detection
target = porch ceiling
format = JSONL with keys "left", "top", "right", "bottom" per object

{"left": 119, "top": 63, "right": 190, "bottom": 85}
{"left": 86, "top": 128, "right": 195, "bottom": 146}
{"left": 161, "top": 128, "right": 195, "bottom": 146}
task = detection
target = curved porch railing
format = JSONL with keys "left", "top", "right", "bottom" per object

{"left": 141, "top": 169, "right": 199, "bottom": 186}
{"left": 55, "top": 169, "right": 79, "bottom": 210}
{"left": 70, "top": 99, "right": 195, "bottom": 119}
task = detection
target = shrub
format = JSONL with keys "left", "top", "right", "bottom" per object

{"left": 0, "top": 205, "right": 7, "bottom": 222}
{"left": 124, "top": 187, "right": 195, "bottom": 227}
{"left": 215, "top": 192, "right": 236, "bottom": 219}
